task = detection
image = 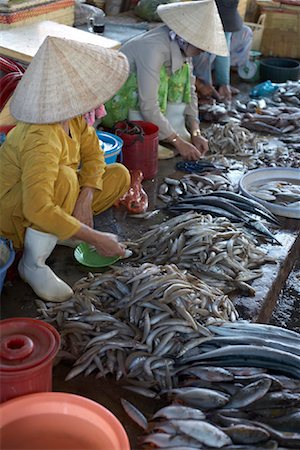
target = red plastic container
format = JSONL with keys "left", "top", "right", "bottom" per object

{"left": 0, "top": 318, "right": 60, "bottom": 403}
{"left": 0, "top": 125, "right": 15, "bottom": 135}
{"left": 114, "top": 121, "right": 159, "bottom": 180}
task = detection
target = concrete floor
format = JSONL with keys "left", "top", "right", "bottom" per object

{"left": 271, "top": 259, "right": 300, "bottom": 334}
{"left": 1, "top": 79, "right": 300, "bottom": 448}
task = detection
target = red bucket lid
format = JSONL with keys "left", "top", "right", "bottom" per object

{"left": 0, "top": 318, "right": 60, "bottom": 371}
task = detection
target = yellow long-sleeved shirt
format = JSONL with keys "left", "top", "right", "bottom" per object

{"left": 0, "top": 116, "right": 106, "bottom": 247}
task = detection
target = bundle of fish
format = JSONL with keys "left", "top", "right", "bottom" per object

{"left": 129, "top": 211, "right": 275, "bottom": 295}
{"left": 36, "top": 263, "right": 238, "bottom": 388}
{"left": 248, "top": 180, "right": 300, "bottom": 208}
{"left": 199, "top": 102, "right": 228, "bottom": 122}
{"left": 135, "top": 362, "right": 300, "bottom": 449}
{"left": 247, "top": 142, "right": 300, "bottom": 169}
{"left": 203, "top": 123, "right": 260, "bottom": 157}
{"left": 241, "top": 106, "right": 300, "bottom": 135}
{"left": 166, "top": 191, "right": 281, "bottom": 245}
{"left": 120, "top": 323, "right": 300, "bottom": 448}
{"left": 158, "top": 173, "right": 234, "bottom": 204}
{"left": 176, "top": 321, "right": 300, "bottom": 378}
{"left": 271, "top": 81, "right": 300, "bottom": 107}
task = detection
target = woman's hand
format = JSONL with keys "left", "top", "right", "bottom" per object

{"left": 218, "top": 84, "right": 232, "bottom": 102}
{"left": 72, "top": 224, "right": 126, "bottom": 258}
{"left": 92, "top": 232, "right": 126, "bottom": 257}
{"left": 73, "top": 187, "right": 94, "bottom": 228}
{"left": 196, "top": 79, "right": 221, "bottom": 101}
{"left": 191, "top": 134, "right": 209, "bottom": 156}
{"left": 173, "top": 135, "right": 202, "bottom": 161}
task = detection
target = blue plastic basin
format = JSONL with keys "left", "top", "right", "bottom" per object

{"left": 96, "top": 131, "right": 123, "bottom": 164}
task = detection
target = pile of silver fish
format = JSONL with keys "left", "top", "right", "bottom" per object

{"left": 247, "top": 142, "right": 300, "bottom": 169}
{"left": 279, "top": 133, "right": 300, "bottom": 152}
{"left": 203, "top": 123, "right": 260, "bottom": 157}
{"left": 177, "top": 321, "right": 300, "bottom": 378}
{"left": 137, "top": 365, "right": 300, "bottom": 449}
{"left": 119, "top": 322, "right": 300, "bottom": 448}
{"left": 36, "top": 263, "right": 238, "bottom": 388}
{"left": 166, "top": 191, "right": 281, "bottom": 244}
{"left": 241, "top": 106, "right": 300, "bottom": 135}
{"left": 248, "top": 180, "right": 300, "bottom": 207}
{"left": 158, "top": 173, "right": 234, "bottom": 204}
{"left": 271, "top": 81, "right": 300, "bottom": 107}
{"left": 129, "top": 211, "right": 275, "bottom": 295}
{"left": 199, "top": 102, "right": 228, "bottom": 122}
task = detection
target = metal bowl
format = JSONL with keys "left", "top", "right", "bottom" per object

{"left": 239, "top": 167, "right": 300, "bottom": 219}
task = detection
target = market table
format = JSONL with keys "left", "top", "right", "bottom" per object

{"left": 0, "top": 20, "right": 121, "bottom": 64}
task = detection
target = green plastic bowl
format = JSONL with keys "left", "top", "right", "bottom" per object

{"left": 74, "top": 243, "right": 120, "bottom": 268}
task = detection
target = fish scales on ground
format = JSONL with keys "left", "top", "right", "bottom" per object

{"left": 129, "top": 212, "right": 275, "bottom": 295}
{"left": 36, "top": 263, "right": 238, "bottom": 389}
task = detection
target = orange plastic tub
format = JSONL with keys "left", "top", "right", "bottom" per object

{"left": 0, "top": 392, "right": 130, "bottom": 450}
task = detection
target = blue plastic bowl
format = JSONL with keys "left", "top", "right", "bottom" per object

{"left": 0, "top": 238, "right": 15, "bottom": 293}
{"left": 96, "top": 131, "right": 123, "bottom": 164}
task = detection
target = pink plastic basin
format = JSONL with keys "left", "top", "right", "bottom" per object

{"left": 0, "top": 392, "right": 130, "bottom": 450}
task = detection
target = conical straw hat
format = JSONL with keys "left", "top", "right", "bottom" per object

{"left": 157, "top": 0, "right": 229, "bottom": 56}
{"left": 10, "top": 36, "right": 129, "bottom": 124}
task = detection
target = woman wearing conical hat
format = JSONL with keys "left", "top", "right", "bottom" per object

{"left": 102, "top": 0, "right": 228, "bottom": 161}
{"left": 0, "top": 36, "right": 131, "bottom": 302}
{"left": 193, "top": 0, "right": 252, "bottom": 102}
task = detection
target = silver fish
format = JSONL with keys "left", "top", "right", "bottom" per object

{"left": 120, "top": 398, "right": 148, "bottom": 430}
{"left": 173, "top": 419, "right": 232, "bottom": 448}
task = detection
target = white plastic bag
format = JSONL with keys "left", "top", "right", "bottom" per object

{"left": 74, "top": 0, "right": 104, "bottom": 26}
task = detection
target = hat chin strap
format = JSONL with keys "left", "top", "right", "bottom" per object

{"left": 169, "top": 29, "right": 189, "bottom": 52}
{"left": 60, "top": 120, "right": 69, "bottom": 134}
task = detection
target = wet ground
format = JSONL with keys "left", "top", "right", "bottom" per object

{"left": 270, "top": 259, "right": 300, "bottom": 333}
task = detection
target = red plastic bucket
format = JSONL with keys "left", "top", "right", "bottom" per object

{"left": 0, "top": 318, "right": 60, "bottom": 403}
{"left": 0, "top": 125, "right": 15, "bottom": 135}
{"left": 114, "top": 121, "right": 159, "bottom": 180}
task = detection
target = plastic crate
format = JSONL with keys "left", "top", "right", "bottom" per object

{"left": 245, "top": 14, "right": 266, "bottom": 51}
